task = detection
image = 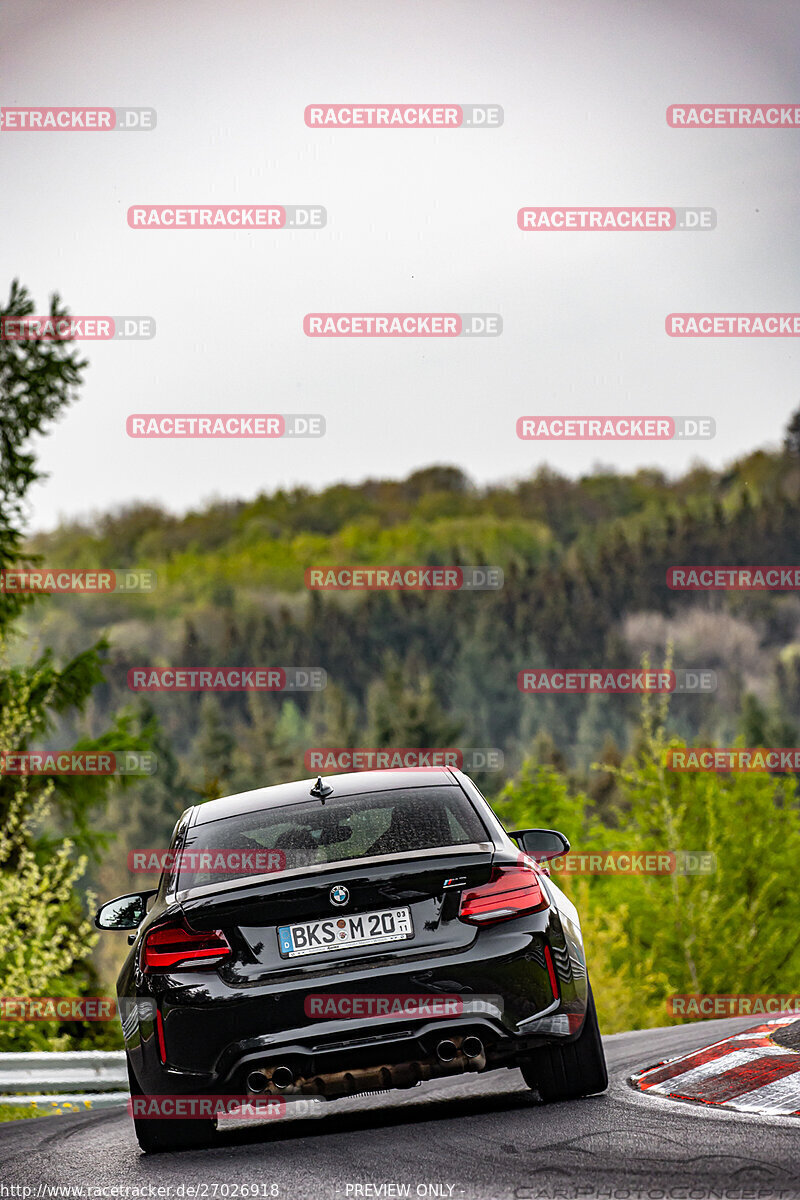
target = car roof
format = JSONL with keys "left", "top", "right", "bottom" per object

{"left": 188, "top": 767, "right": 463, "bottom": 827}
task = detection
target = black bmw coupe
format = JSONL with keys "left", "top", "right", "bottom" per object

{"left": 96, "top": 767, "right": 607, "bottom": 1152}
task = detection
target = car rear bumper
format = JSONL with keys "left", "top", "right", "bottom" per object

{"left": 123, "top": 910, "right": 589, "bottom": 1096}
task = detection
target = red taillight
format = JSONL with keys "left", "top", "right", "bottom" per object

{"left": 459, "top": 864, "right": 549, "bottom": 926}
{"left": 142, "top": 923, "right": 232, "bottom": 972}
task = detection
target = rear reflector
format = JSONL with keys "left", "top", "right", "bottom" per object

{"left": 458, "top": 864, "right": 549, "bottom": 925}
{"left": 544, "top": 943, "right": 559, "bottom": 998}
{"left": 155, "top": 1008, "right": 167, "bottom": 1064}
{"left": 142, "top": 923, "right": 232, "bottom": 972}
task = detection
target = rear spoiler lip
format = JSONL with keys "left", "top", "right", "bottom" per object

{"left": 172, "top": 841, "right": 496, "bottom": 906}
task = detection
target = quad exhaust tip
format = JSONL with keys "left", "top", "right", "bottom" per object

{"left": 247, "top": 1065, "right": 294, "bottom": 1093}
{"left": 436, "top": 1039, "right": 458, "bottom": 1063}
{"left": 437, "top": 1035, "right": 484, "bottom": 1062}
{"left": 271, "top": 1065, "right": 295, "bottom": 1090}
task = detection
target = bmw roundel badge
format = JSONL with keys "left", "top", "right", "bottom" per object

{"left": 330, "top": 884, "right": 349, "bottom": 907}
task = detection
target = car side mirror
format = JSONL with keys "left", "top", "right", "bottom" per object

{"left": 509, "top": 828, "right": 570, "bottom": 861}
{"left": 94, "top": 890, "right": 157, "bottom": 931}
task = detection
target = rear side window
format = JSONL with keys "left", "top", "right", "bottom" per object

{"left": 176, "top": 786, "right": 488, "bottom": 889}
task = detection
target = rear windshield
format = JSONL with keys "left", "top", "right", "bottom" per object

{"left": 172, "top": 786, "right": 488, "bottom": 890}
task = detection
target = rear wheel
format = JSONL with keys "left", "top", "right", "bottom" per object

{"left": 520, "top": 984, "right": 608, "bottom": 1102}
{"left": 126, "top": 1054, "right": 217, "bottom": 1153}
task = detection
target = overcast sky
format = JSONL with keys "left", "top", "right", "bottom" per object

{"left": 2, "top": 0, "right": 799, "bottom": 532}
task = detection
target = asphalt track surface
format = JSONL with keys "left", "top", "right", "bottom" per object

{"left": 2, "top": 1017, "right": 799, "bottom": 1199}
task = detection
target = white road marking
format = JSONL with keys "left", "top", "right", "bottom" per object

{"left": 646, "top": 1047, "right": 789, "bottom": 1094}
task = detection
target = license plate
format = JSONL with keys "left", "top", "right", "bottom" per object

{"left": 277, "top": 906, "right": 413, "bottom": 958}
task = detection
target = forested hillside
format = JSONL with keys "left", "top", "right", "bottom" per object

{"left": 27, "top": 443, "right": 800, "bottom": 776}
{"left": 18, "top": 433, "right": 800, "bottom": 1028}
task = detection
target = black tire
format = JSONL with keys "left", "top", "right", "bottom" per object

{"left": 126, "top": 1054, "right": 217, "bottom": 1153}
{"left": 520, "top": 984, "right": 608, "bottom": 1102}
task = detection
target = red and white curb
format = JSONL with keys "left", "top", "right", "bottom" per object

{"left": 630, "top": 1017, "right": 800, "bottom": 1116}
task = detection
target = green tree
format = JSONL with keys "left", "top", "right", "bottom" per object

{"left": 783, "top": 405, "right": 800, "bottom": 456}
{"left": 0, "top": 280, "right": 86, "bottom": 630}
{"left": 0, "top": 281, "right": 158, "bottom": 1047}
{"left": 494, "top": 687, "right": 800, "bottom": 1033}
{"left": 366, "top": 659, "right": 461, "bottom": 749}
{"left": 0, "top": 658, "right": 95, "bottom": 1050}
{"left": 191, "top": 694, "right": 236, "bottom": 799}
